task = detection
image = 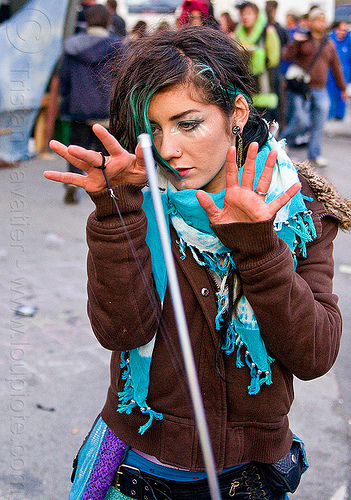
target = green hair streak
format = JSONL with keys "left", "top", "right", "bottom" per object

{"left": 130, "top": 78, "right": 249, "bottom": 180}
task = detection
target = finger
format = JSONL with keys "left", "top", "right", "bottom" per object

{"left": 196, "top": 190, "right": 220, "bottom": 221}
{"left": 268, "top": 182, "right": 302, "bottom": 214}
{"left": 134, "top": 142, "right": 146, "bottom": 170}
{"left": 43, "top": 170, "right": 87, "bottom": 188}
{"left": 66, "top": 144, "right": 106, "bottom": 170}
{"left": 49, "top": 140, "right": 93, "bottom": 172}
{"left": 255, "top": 150, "right": 278, "bottom": 194}
{"left": 224, "top": 146, "right": 239, "bottom": 189}
{"left": 240, "top": 142, "right": 259, "bottom": 191}
{"left": 92, "top": 123, "right": 126, "bottom": 157}
{"left": 49, "top": 139, "right": 70, "bottom": 160}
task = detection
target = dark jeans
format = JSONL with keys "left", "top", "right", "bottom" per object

{"left": 67, "top": 120, "right": 107, "bottom": 174}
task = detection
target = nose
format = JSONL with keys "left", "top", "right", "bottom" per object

{"left": 157, "top": 131, "right": 182, "bottom": 162}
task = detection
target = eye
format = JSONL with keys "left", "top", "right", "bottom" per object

{"left": 150, "top": 123, "right": 162, "bottom": 136}
{"left": 178, "top": 120, "right": 203, "bottom": 131}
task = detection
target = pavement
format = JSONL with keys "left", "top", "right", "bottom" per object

{"left": 1, "top": 114, "right": 351, "bottom": 499}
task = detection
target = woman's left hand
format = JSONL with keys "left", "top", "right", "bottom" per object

{"left": 196, "top": 142, "right": 301, "bottom": 224}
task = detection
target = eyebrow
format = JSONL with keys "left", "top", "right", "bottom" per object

{"left": 169, "top": 109, "right": 202, "bottom": 121}
{"left": 149, "top": 109, "right": 202, "bottom": 126}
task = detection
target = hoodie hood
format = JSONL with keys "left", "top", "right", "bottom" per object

{"left": 64, "top": 31, "right": 118, "bottom": 64}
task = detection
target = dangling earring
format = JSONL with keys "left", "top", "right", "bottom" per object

{"left": 232, "top": 124, "right": 243, "bottom": 168}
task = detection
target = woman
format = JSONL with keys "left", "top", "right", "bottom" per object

{"left": 176, "top": 0, "right": 218, "bottom": 28}
{"left": 45, "top": 27, "right": 344, "bottom": 500}
{"left": 218, "top": 12, "right": 236, "bottom": 35}
{"left": 234, "top": 1, "right": 280, "bottom": 121}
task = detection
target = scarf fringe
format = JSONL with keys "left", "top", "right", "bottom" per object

{"left": 138, "top": 408, "right": 163, "bottom": 435}
{"left": 189, "top": 243, "right": 275, "bottom": 394}
{"left": 236, "top": 341, "right": 245, "bottom": 368}
{"left": 245, "top": 350, "right": 274, "bottom": 395}
{"left": 222, "top": 331, "right": 274, "bottom": 395}
{"left": 275, "top": 209, "right": 316, "bottom": 265}
{"left": 118, "top": 352, "right": 163, "bottom": 434}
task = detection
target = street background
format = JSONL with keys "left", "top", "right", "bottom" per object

{"left": 1, "top": 113, "right": 351, "bottom": 500}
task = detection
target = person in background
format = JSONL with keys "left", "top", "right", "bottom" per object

{"left": 218, "top": 12, "right": 237, "bottom": 35}
{"left": 106, "top": 0, "right": 126, "bottom": 38}
{"left": 285, "top": 9, "right": 300, "bottom": 38}
{"left": 59, "top": 4, "right": 121, "bottom": 203}
{"left": 265, "top": 0, "right": 289, "bottom": 123}
{"left": 235, "top": 1, "right": 280, "bottom": 122}
{"left": 298, "top": 12, "right": 311, "bottom": 33}
{"left": 265, "top": 1, "right": 289, "bottom": 47}
{"left": 280, "top": 9, "right": 301, "bottom": 130}
{"left": 0, "top": 0, "right": 11, "bottom": 23}
{"left": 155, "top": 20, "right": 172, "bottom": 34}
{"left": 176, "top": 0, "right": 218, "bottom": 28}
{"left": 75, "top": 0, "right": 97, "bottom": 33}
{"left": 327, "top": 20, "right": 351, "bottom": 120}
{"left": 281, "top": 7, "right": 347, "bottom": 168}
{"left": 127, "top": 20, "right": 148, "bottom": 43}
{"left": 281, "top": 9, "right": 301, "bottom": 76}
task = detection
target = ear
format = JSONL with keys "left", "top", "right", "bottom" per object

{"left": 231, "top": 94, "right": 249, "bottom": 132}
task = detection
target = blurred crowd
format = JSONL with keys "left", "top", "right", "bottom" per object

{"left": 26, "top": 0, "right": 351, "bottom": 201}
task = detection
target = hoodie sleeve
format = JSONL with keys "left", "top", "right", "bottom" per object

{"left": 210, "top": 174, "right": 342, "bottom": 382}
{"left": 86, "top": 183, "right": 161, "bottom": 352}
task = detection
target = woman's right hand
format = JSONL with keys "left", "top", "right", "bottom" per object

{"left": 44, "top": 123, "right": 147, "bottom": 192}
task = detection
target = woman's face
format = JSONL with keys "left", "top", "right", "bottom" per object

{"left": 219, "top": 14, "right": 229, "bottom": 33}
{"left": 335, "top": 22, "right": 348, "bottom": 41}
{"left": 310, "top": 14, "right": 326, "bottom": 34}
{"left": 240, "top": 6, "right": 258, "bottom": 30}
{"left": 188, "top": 10, "right": 204, "bottom": 25}
{"left": 148, "top": 84, "right": 235, "bottom": 192}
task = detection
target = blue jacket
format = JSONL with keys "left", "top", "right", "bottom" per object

{"left": 329, "top": 30, "right": 351, "bottom": 83}
{"left": 60, "top": 31, "right": 121, "bottom": 121}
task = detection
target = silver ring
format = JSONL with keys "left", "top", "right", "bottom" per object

{"left": 255, "top": 190, "right": 268, "bottom": 196}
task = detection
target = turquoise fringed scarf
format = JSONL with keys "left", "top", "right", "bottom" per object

{"left": 117, "top": 135, "right": 317, "bottom": 434}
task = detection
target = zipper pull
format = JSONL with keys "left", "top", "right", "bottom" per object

{"left": 229, "top": 479, "right": 240, "bottom": 496}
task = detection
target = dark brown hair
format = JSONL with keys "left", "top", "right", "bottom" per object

{"left": 220, "top": 12, "right": 237, "bottom": 33}
{"left": 85, "top": 4, "right": 110, "bottom": 29}
{"left": 110, "top": 26, "right": 268, "bottom": 162}
{"left": 106, "top": 0, "right": 117, "bottom": 10}
{"left": 237, "top": 1, "right": 259, "bottom": 15}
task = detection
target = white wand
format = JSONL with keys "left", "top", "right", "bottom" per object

{"left": 138, "top": 133, "right": 222, "bottom": 500}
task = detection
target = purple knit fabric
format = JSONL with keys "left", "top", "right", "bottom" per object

{"left": 82, "top": 428, "right": 127, "bottom": 500}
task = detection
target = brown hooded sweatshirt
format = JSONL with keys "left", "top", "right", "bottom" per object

{"left": 85, "top": 171, "right": 342, "bottom": 472}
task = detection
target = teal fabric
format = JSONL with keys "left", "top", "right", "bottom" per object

{"left": 124, "top": 448, "right": 245, "bottom": 481}
{"left": 69, "top": 416, "right": 109, "bottom": 500}
{"left": 104, "top": 488, "right": 132, "bottom": 499}
{"left": 117, "top": 135, "right": 317, "bottom": 433}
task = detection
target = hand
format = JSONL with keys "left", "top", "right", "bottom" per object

{"left": 341, "top": 89, "right": 349, "bottom": 102}
{"left": 44, "top": 124, "right": 147, "bottom": 192}
{"left": 196, "top": 142, "right": 301, "bottom": 224}
{"left": 293, "top": 31, "right": 309, "bottom": 42}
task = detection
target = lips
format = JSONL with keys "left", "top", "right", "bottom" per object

{"left": 176, "top": 168, "right": 192, "bottom": 178}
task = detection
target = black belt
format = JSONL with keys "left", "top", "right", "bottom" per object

{"left": 112, "top": 462, "right": 267, "bottom": 500}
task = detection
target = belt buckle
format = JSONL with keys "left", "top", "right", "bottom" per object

{"left": 115, "top": 464, "right": 141, "bottom": 492}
